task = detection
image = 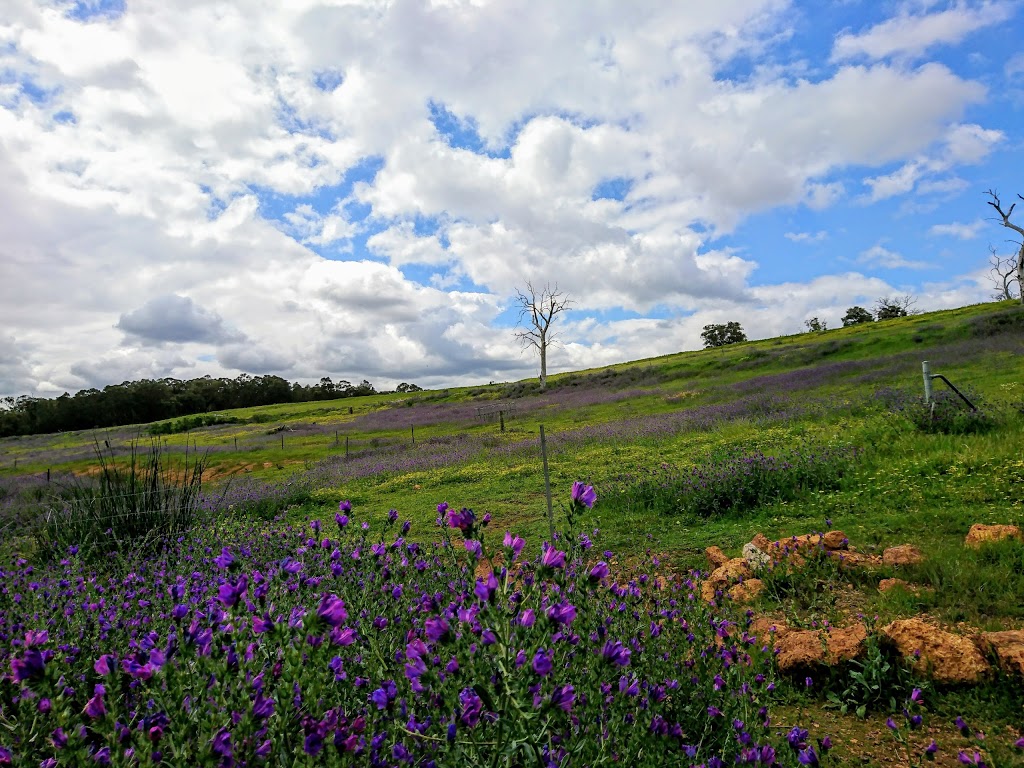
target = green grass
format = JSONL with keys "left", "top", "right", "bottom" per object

{"left": 3, "top": 299, "right": 1023, "bottom": 760}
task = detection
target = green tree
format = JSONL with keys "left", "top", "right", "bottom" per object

{"left": 842, "top": 306, "right": 874, "bottom": 327}
{"left": 804, "top": 317, "right": 827, "bottom": 332}
{"left": 701, "top": 322, "right": 747, "bottom": 348}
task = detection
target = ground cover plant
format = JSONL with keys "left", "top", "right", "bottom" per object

{"left": 1, "top": 487, "right": 835, "bottom": 767}
{"left": 2, "top": 300, "right": 1023, "bottom": 765}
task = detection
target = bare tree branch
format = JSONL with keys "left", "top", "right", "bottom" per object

{"left": 513, "top": 281, "right": 572, "bottom": 390}
{"left": 988, "top": 244, "right": 1022, "bottom": 301}
{"left": 985, "top": 190, "right": 1024, "bottom": 305}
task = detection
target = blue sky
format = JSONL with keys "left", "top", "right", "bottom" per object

{"left": 0, "top": 0, "right": 1022, "bottom": 397}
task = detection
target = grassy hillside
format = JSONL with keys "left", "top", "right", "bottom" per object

{"left": 2, "top": 300, "right": 1023, "bottom": 765}
{"left": 2, "top": 302, "right": 1021, "bottom": 574}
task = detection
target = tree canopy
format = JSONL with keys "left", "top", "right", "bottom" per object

{"left": 0, "top": 375, "right": 385, "bottom": 438}
{"left": 701, "top": 322, "right": 747, "bottom": 348}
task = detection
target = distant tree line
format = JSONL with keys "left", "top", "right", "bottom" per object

{"left": 0, "top": 375, "right": 421, "bottom": 438}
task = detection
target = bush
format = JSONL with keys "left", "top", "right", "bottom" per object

{"left": 874, "top": 387, "right": 999, "bottom": 435}
{"left": 38, "top": 439, "right": 209, "bottom": 559}
{"left": 149, "top": 413, "right": 242, "bottom": 435}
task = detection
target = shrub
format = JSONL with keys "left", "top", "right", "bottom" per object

{"left": 874, "top": 387, "right": 999, "bottom": 435}
{"left": 37, "top": 439, "right": 208, "bottom": 559}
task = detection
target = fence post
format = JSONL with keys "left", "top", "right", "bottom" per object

{"left": 411, "top": 425, "right": 415, "bottom": 445}
{"left": 280, "top": 434, "right": 284, "bottom": 450}
{"left": 922, "top": 361, "right": 932, "bottom": 404}
{"left": 540, "top": 424, "right": 555, "bottom": 542}
{"left": 499, "top": 411, "right": 505, "bottom": 433}
{"left": 46, "top": 468, "right": 51, "bottom": 482}
{"left": 335, "top": 430, "right": 339, "bottom": 446}
{"left": 234, "top": 437, "right": 238, "bottom": 450}
{"left": 345, "top": 436, "right": 349, "bottom": 458}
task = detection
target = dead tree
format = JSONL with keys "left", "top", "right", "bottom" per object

{"left": 987, "top": 244, "right": 1022, "bottom": 301}
{"left": 513, "top": 282, "right": 572, "bottom": 390}
{"left": 985, "top": 190, "right": 1024, "bottom": 305}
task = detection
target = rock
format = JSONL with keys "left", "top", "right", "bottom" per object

{"left": 749, "top": 617, "right": 790, "bottom": 645}
{"left": 882, "top": 545, "right": 924, "bottom": 567}
{"left": 700, "top": 558, "right": 752, "bottom": 602}
{"left": 822, "top": 530, "right": 849, "bottom": 551}
{"left": 705, "top": 545, "right": 730, "bottom": 569}
{"left": 751, "top": 533, "right": 772, "bottom": 552}
{"left": 882, "top": 618, "right": 989, "bottom": 684}
{"left": 776, "top": 624, "right": 867, "bottom": 673}
{"left": 728, "top": 578, "right": 764, "bottom": 603}
{"left": 742, "top": 542, "right": 771, "bottom": 571}
{"left": 964, "top": 524, "right": 1024, "bottom": 549}
{"left": 975, "top": 631, "right": 1024, "bottom": 677}
{"left": 878, "top": 578, "right": 916, "bottom": 593}
{"left": 829, "top": 551, "right": 883, "bottom": 569}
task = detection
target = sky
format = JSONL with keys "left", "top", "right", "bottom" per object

{"left": 1, "top": 0, "right": 1023, "bottom": 399}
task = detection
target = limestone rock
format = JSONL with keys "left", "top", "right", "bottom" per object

{"left": 728, "top": 578, "right": 764, "bottom": 603}
{"left": 700, "top": 558, "right": 753, "bottom": 602}
{"left": 882, "top": 545, "right": 924, "bottom": 567}
{"left": 976, "top": 630, "right": 1024, "bottom": 678}
{"left": 829, "top": 551, "right": 883, "bottom": 569}
{"left": 750, "top": 533, "right": 772, "bottom": 552}
{"left": 742, "top": 542, "right": 771, "bottom": 572}
{"left": 882, "top": 618, "right": 989, "bottom": 684}
{"left": 749, "top": 617, "right": 790, "bottom": 646}
{"left": 705, "top": 545, "right": 729, "bottom": 569}
{"left": 964, "top": 524, "right": 1024, "bottom": 549}
{"left": 822, "top": 530, "right": 849, "bottom": 551}
{"left": 776, "top": 623, "right": 867, "bottom": 673}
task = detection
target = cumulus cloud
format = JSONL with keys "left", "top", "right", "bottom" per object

{"left": 116, "top": 294, "right": 245, "bottom": 346}
{"left": 0, "top": 0, "right": 1012, "bottom": 397}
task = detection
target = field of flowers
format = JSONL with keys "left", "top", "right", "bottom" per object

{"left": 0, "top": 485, "right": 841, "bottom": 767}
{"left": 2, "top": 301, "right": 1023, "bottom": 766}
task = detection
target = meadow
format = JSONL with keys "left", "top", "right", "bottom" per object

{"left": 1, "top": 300, "right": 1023, "bottom": 766}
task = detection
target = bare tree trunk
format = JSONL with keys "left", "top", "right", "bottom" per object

{"left": 1018, "top": 243, "right": 1024, "bottom": 305}
{"left": 539, "top": 334, "right": 547, "bottom": 390}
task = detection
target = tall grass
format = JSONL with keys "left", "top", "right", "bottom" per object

{"left": 39, "top": 439, "right": 209, "bottom": 558}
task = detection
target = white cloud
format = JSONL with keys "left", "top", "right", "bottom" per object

{"left": 832, "top": 1, "right": 1014, "bottom": 61}
{"left": 0, "top": 0, "right": 1013, "bottom": 397}
{"left": 928, "top": 219, "right": 985, "bottom": 239}
{"left": 785, "top": 231, "right": 828, "bottom": 243}
{"left": 858, "top": 243, "right": 931, "bottom": 270}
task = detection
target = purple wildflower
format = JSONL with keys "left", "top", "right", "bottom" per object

{"left": 317, "top": 595, "right": 348, "bottom": 628}
{"left": 532, "top": 648, "right": 553, "bottom": 677}
{"left": 551, "top": 684, "right": 575, "bottom": 712}
{"left": 458, "top": 688, "right": 483, "bottom": 727}
{"left": 546, "top": 600, "right": 576, "bottom": 625}
{"left": 588, "top": 561, "right": 609, "bottom": 581}
{"left": 570, "top": 481, "right": 597, "bottom": 508}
